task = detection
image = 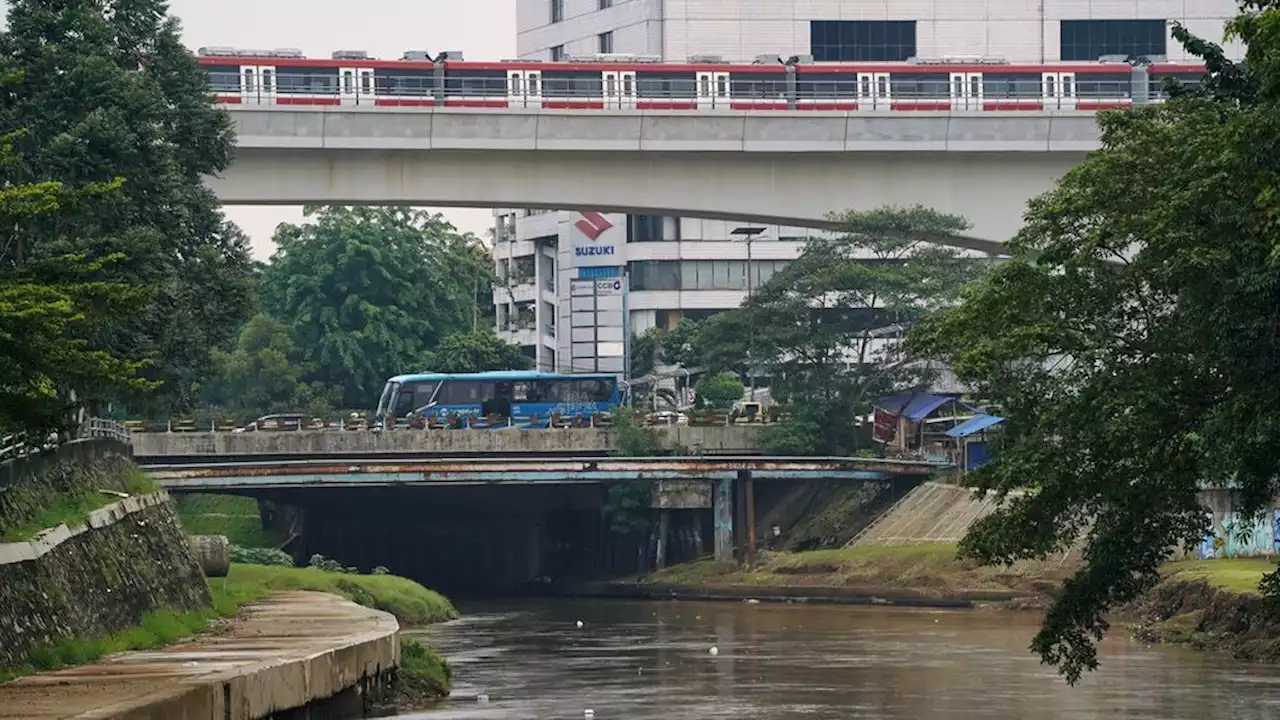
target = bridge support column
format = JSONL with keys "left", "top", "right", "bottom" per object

{"left": 744, "top": 471, "right": 756, "bottom": 567}
{"left": 655, "top": 509, "right": 670, "bottom": 570}
{"left": 713, "top": 478, "right": 734, "bottom": 566}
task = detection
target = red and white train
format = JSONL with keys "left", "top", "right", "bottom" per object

{"left": 197, "top": 48, "right": 1206, "bottom": 112}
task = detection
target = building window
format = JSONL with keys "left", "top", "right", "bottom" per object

{"left": 627, "top": 215, "right": 675, "bottom": 242}
{"left": 550, "top": 0, "right": 563, "bottom": 24}
{"left": 598, "top": 31, "right": 614, "bottom": 54}
{"left": 809, "top": 20, "right": 917, "bottom": 62}
{"left": 1059, "top": 19, "right": 1167, "bottom": 61}
{"left": 550, "top": 45, "right": 565, "bottom": 62}
{"left": 599, "top": 0, "right": 613, "bottom": 8}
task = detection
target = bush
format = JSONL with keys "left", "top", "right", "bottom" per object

{"left": 695, "top": 371, "right": 744, "bottom": 409}
{"left": 308, "top": 553, "right": 356, "bottom": 573}
{"left": 229, "top": 545, "right": 294, "bottom": 566}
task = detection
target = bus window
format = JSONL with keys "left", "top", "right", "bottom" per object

{"left": 393, "top": 384, "right": 416, "bottom": 415}
{"left": 376, "top": 381, "right": 398, "bottom": 416}
{"left": 512, "top": 382, "right": 533, "bottom": 401}
{"left": 436, "top": 380, "right": 495, "bottom": 405}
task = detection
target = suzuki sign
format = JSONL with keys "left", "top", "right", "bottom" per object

{"left": 569, "top": 211, "right": 623, "bottom": 267}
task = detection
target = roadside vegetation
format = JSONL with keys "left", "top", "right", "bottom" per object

{"left": 173, "top": 494, "right": 284, "bottom": 549}
{"left": 0, "top": 463, "right": 157, "bottom": 543}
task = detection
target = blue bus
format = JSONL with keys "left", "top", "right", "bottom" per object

{"left": 374, "top": 371, "right": 624, "bottom": 428}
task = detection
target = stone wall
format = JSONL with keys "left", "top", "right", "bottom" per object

{"left": 0, "top": 443, "right": 210, "bottom": 668}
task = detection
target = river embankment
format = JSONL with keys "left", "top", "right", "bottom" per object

{"left": 582, "top": 543, "right": 1077, "bottom": 608}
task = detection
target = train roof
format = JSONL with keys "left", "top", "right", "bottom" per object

{"left": 388, "top": 371, "right": 619, "bottom": 383}
{"left": 194, "top": 55, "right": 1207, "bottom": 76}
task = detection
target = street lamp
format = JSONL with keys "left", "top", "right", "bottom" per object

{"left": 730, "top": 226, "right": 766, "bottom": 399}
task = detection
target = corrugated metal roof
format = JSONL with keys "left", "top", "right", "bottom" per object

{"left": 945, "top": 414, "right": 1004, "bottom": 438}
{"left": 873, "top": 393, "right": 957, "bottom": 421}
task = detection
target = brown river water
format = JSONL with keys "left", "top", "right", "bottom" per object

{"left": 391, "top": 598, "right": 1280, "bottom": 719}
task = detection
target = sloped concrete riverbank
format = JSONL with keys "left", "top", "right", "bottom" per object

{"left": 0, "top": 591, "right": 399, "bottom": 720}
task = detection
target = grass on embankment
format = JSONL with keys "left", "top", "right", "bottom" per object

{"left": 1126, "top": 558, "right": 1280, "bottom": 661}
{"left": 1, "top": 564, "right": 458, "bottom": 684}
{"left": 0, "top": 467, "right": 157, "bottom": 542}
{"left": 644, "top": 544, "right": 1075, "bottom": 600}
{"left": 211, "top": 564, "right": 459, "bottom": 625}
{"left": 173, "top": 493, "right": 284, "bottom": 548}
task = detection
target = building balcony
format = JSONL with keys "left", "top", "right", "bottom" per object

{"left": 515, "top": 212, "right": 562, "bottom": 243}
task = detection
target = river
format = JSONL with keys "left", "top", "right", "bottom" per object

{"left": 393, "top": 599, "right": 1280, "bottom": 719}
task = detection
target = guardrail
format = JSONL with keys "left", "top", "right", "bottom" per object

{"left": 0, "top": 417, "right": 132, "bottom": 462}
{"left": 122, "top": 410, "right": 786, "bottom": 433}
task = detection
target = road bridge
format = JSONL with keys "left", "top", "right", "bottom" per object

{"left": 130, "top": 425, "right": 764, "bottom": 462}
{"left": 209, "top": 106, "right": 1101, "bottom": 251}
{"left": 149, "top": 454, "right": 947, "bottom": 585}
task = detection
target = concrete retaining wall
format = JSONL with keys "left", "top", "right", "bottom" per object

{"left": 1190, "top": 488, "right": 1280, "bottom": 559}
{"left": 849, "top": 482, "right": 1002, "bottom": 547}
{"left": 132, "top": 424, "right": 763, "bottom": 458}
{"left": 1, "top": 592, "right": 399, "bottom": 720}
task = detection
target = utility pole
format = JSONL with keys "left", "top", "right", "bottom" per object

{"left": 731, "top": 226, "right": 766, "bottom": 399}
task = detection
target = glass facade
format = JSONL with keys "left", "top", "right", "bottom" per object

{"left": 1060, "top": 19, "right": 1167, "bottom": 61}
{"left": 810, "top": 20, "right": 918, "bottom": 62}
{"left": 629, "top": 260, "right": 788, "bottom": 291}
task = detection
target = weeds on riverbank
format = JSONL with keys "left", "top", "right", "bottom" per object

{"left": 1, "top": 466, "right": 157, "bottom": 542}
{"left": 212, "top": 564, "right": 459, "bottom": 625}
{"left": 2, "top": 563, "right": 458, "bottom": 685}
{"left": 0, "top": 606, "right": 221, "bottom": 683}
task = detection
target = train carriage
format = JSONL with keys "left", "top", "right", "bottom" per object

{"left": 195, "top": 48, "right": 1204, "bottom": 112}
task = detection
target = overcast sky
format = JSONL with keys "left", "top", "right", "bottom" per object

{"left": 88, "top": 0, "right": 516, "bottom": 259}
{"left": 164, "top": 0, "right": 517, "bottom": 259}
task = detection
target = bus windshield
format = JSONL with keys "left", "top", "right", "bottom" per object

{"left": 375, "top": 381, "right": 398, "bottom": 417}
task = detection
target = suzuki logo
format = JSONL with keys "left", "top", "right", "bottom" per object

{"left": 574, "top": 211, "right": 613, "bottom": 241}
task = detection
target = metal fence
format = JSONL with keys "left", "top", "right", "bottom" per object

{"left": 0, "top": 417, "right": 132, "bottom": 463}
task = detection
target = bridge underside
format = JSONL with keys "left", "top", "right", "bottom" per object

{"left": 210, "top": 147, "right": 1085, "bottom": 254}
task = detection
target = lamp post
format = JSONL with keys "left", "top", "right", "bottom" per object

{"left": 730, "top": 226, "right": 766, "bottom": 400}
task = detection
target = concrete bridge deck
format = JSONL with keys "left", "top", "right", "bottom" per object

{"left": 146, "top": 455, "right": 948, "bottom": 491}
{"left": 130, "top": 425, "right": 765, "bottom": 462}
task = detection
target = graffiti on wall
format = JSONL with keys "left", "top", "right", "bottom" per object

{"left": 1196, "top": 509, "right": 1280, "bottom": 559}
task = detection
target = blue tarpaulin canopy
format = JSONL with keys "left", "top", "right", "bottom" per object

{"left": 945, "top": 414, "right": 1004, "bottom": 438}
{"left": 872, "top": 393, "right": 956, "bottom": 422}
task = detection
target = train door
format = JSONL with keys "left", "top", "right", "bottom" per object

{"left": 240, "top": 65, "right": 277, "bottom": 104}
{"left": 603, "top": 70, "right": 636, "bottom": 109}
{"left": 950, "top": 72, "right": 982, "bottom": 110}
{"left": 507, "top": 69, "right": 543, "bottom": 108}
{"left": 696, "top": 71, "right": 729, "bottom": 109}
{"left": 1042, "top": 71, "right": 1076, "bottom": 110}
{"left": 857, "top": 72, "right": 891, "bottom": 109}
{"left": 340, "top": 68, "right": 375, "bottom": 105}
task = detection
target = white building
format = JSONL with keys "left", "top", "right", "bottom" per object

{"left": 496, "top": 0, "right": 1241, "bottom": 372}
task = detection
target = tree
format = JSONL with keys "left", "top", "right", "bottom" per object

{"left": 419, "top": 328, "right": 533, "bottom": 373}
{"left": 0, "top": 0, "right": 255, "bottom": 411}
{"left": 695, "top": 371, "right": 744, "bottom": 408}
{"left": 703, "top": 205, "right": 980, "bottom": 453}
{"left": 0, "top": 132, "right": 154, "bottom": 438}
{"left": 201, "top": 313, "right": 334, "bottom": 419}
{"left": 261, "top": 206, "right": 495, "bottom": 408}
{"left": 661, "top": 318, "right": 705, "bottom": 368}
{"left": 908, "top": 6, "right": 1280, "bottom": 683}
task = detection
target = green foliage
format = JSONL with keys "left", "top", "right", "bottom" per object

{"left": 419, "top": 327, "right": 533, "bottom": 373}
{"left": 173, "top": 493, "right": 284, "bottom": 549}
{"left": 0, "top": 1, "right": 254, "bottom": 412}
{"left": 228, "top": 545, "right": 294, "bottom": 567}
{"left": 222, "top": 564, "right": 459, "bottom": 626}
{"left": 699, "top": 205, "right": 981, "bottom": 454}
{"left": 907, "top": 4, "right": 1280, "bottom": 684}
{"left": 8, "top": 606, "right": 216, "bottom": 678}
{"left": 397, "top": 637, "right": 453, "bottom": 701}
{"left": 758, "top": 411, "right": 826, "bottom": 456}
{"left": 261, "top": 206, "right": 494, "bottom": 407}
{"left": 612, "top": 410, "right": 659, "bottom": 457}
{"left": 200, "top": 313, "right": 336, "bottom": 420}
{"left": 695, "top": 371, "right": 744, "bottom": 408}
{"left": 1, "top": 467, "right": 156, "bottom": 542}
{"left": 630, "top": 327, "right": 661, "bottom": 378}
{"left": 604, "top": 411, "right": 656, "bottom": 535}
{"left": 308, "top": 553, "right": 357, "bottom": 574}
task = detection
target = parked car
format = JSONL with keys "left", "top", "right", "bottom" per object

{"left": 233, "top": 413, "right": 317, "bottom": 432}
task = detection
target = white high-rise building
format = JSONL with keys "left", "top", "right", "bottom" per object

{"left": 496, "top": 0, "right": 1241, "bottom": 372}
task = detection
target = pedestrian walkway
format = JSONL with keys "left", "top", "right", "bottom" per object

{"left": 0, "top": 591, "right": 398, "bottom": 719}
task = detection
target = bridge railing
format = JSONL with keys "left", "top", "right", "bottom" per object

{"left": 0, "top": 417, "right": 132, "bottom": 462}
{"left": 122, "top": 410, "right": 788, "bottom": 433}
{"left": 209, "top": 73, "right": 1192, "bottom": 111}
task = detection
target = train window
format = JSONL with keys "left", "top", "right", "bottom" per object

{"left": 360, "top": 71, "right": 372, "bottom": 94}
{"left": 715, "top": 75, "right": 728, "bottom": 97}
{"left": 243, "top": 67, "right": 255, "bottom": 92}
{"left": 699, "top": 74, "right": 710, "bottom": 97}
{"left": 261, "top": 68, "right": 273, "bottom": 91}
{"left": 509, "top": 73, "right": 522, "bottom": 95}
{"left": 342, "top": 70, "right": 354, "bottom": 94}
{"left": 528, "top": 72, "right": 540, "bottom": 96}
{"left": 622, "top": 73, "right": 633, "bottom": 97}
{"left": 606, "top": 73, "right": 617, "bottom": 97}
